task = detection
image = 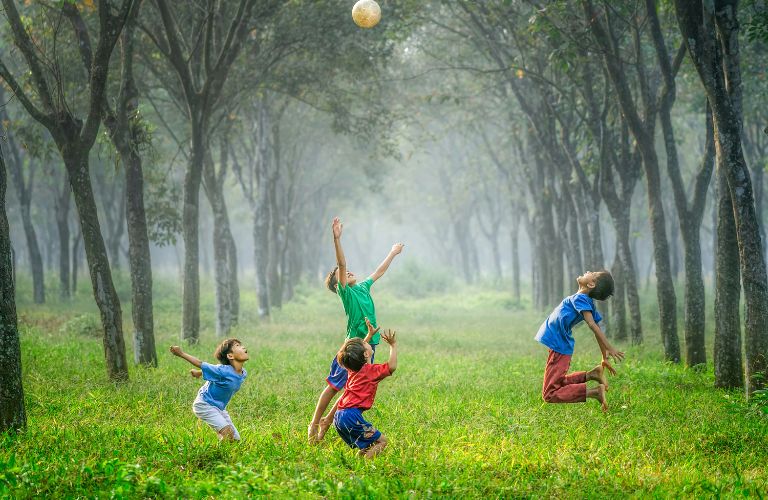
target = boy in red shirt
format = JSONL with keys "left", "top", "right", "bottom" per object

{"left": 334, "top": 319, "right": 397, "bottom": 458}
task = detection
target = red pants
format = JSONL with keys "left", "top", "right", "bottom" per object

{"left": 542, "top": 350, "right": 586, "bottom": 403}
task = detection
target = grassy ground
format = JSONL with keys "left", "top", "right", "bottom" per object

{"left": 2, "top": 275, "right": 767, "bottom": 498}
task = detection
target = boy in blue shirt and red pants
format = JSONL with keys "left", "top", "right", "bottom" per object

{"left": 535, "top": 271, "right": 625, "bottom": 411}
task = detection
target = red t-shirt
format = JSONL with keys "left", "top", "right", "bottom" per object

{"left": 337, "top": 362, "right": 392, "bottom": 411}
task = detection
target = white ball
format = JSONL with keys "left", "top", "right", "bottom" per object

{"left": 352, "top": 0, "right": 381, "bottom": 29}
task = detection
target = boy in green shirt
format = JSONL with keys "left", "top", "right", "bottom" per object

{"left": 308, "top": 217, "right": 403, "bottom": 443}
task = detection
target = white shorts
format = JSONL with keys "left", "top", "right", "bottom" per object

{"left": 192, "top": 398, "right": 241, "bottom": 440}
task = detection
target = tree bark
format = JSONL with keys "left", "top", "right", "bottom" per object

{"left": 203, "top": 150, "right": 239, "bottom": 337}
{"left": 56, "top": 184, "right": 71, "bottom": 300}
{"left": 610, "top": 246, "right": 627, "bottom": 341}
{"left": 714, "top": 162, "right": 743, "bottom": 388}
{"left": 510, "top": 208, "right": 521, "bottom": 302}
{"left": 0, "top": 136, "right": 26, "bottom": 432}
{"left": 71, "top": 229, "right": 81, "bottom": 295}
{"left": 0, "top": 98, "right": 45, "bottom": 304}
{"left": 254, "top": 101, "right": 272, "bottom": 317}
{"left": 67, "top": 156, "right": 128, "bottom": 380}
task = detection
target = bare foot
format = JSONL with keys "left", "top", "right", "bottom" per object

{"left": 596, "top": 383, "right": 608, "bottom": 412}
{"left": 307, "top": 423, "right": 319, "bottom": 444}
{"left": 588, "top": 364, "right": 608, "bottom": 390}
{"left": 317, "top": 417, "right": 332, "bottom": 441}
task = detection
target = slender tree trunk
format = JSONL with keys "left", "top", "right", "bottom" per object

{"left": 714, "top": 161, "right": 743, "bottom": 388}
{"left": 204, "top": 168, "right": 238, "bottom": 336}
{"left": 124, "top": 149, "right": 156, "bottom": 365}
{"left": 67, "top": 155, "right": 128, "bottom": 380}
{"left": 0, "top": 141, "right": 26, "bottom": 432}
{"left": 254, "top": 102, "right": 271, "bottom": 317}
{"left": 0, "top": 103, "right": 45, "bottom": 304}
{"left": 510, "top": 210, "right": 521, "bottom": 302}
{"left": 268, "top": 175, "right": 283, "bottom": 309}
{"left": 71, "top": 229, "right": 81, "bottom": 295}
{"left": 181, "top": 117, "right": 205, "bottom": 342}
{"left": 611, "top": 246, "right": 627, "bottom": 341}
{"left": 56, "top": 185, "right": 71, "bottom": 300}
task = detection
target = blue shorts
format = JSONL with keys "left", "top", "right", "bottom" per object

{"left": 326, "top": 344, "right": 377, "bottom": 391}
{"left": 334, "top": 408, "right": 381, "bottom": 450}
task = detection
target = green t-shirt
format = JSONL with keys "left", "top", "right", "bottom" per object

{"left": 337, "top": 277, "right": 379, "bottom": 344}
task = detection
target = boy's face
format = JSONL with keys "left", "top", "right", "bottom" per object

{"left": 227, "top": 342, "right": 250, "bottom": 363}
{"left": 577, "top": 271, "right": 597, "bottom": 289}
{"left": 363, "top": 342, "right": 373, "bottom": 363}
{"left": 337, "top": 269, "right": 357, "bottom": 286}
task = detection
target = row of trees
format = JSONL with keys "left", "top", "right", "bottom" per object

{"left": 391, "top": 0, "right": 766, "bottom": 393}
{"left": 2, "top": 0, "right": 767, "bottom": 435}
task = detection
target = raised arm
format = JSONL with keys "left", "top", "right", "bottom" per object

{"left": 363, "top": 317, "right": 381, "bottom": 344}
{"left": 381, "top": 329, "right": 397, "bottom": 373}
{"left": 582, "top": 311, "right": 624, "bottom": 374}
{"left": 170, "top": 345, "right": 203, "bottom": 368}
{"left": 332, "top": 217, "right": 347, "bottom": 287}
{"left": 369, "top": 243, "right": 404, "bottom": 282}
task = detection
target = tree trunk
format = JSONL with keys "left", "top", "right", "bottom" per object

{"left": 203, "top": 161, "right": 238, "bottom": 337}
{"left": 510, "top": 209, "right": 521, "bottom": 302}
{"left": 610, "top": 246, "right": 627, "bottom": 341}
{"left": 71, "top": 229, "right": 81, "bottom": 295}
{"left": 0, "top": 101, "right": 45, "bottom": 304}
{"left": 181, "top": 117, "right": 205, "bottom": 342}
{"left": 56, "top": 184, "right": 71, "bottom": 300}
{"left": 124, "top": 149, "right": 156, "bottom": 365}
{"left": 254, "top": 102, "right": 271, "bottom": 318}
{"left": 714, "top": 160, "right": 743, "bottom": 388}
{"left": 268, "top": 175, "right": 283, "bottom": 309}
{"left": 67, "top": 156, "right": 128, "bottom": 380}
{"left": 0, "top": 140, "right": 26, "bottom": 432}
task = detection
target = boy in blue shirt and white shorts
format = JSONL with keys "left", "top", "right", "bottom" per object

{"left": 170, "top": 338, "right": 249, "bottom": 441}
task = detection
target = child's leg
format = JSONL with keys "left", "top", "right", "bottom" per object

{"left": 318, "top": 397, "right": 340, "bottom": 439}
{"left": 586, "top": 363, "right": 608, "bottom": 389}
{"left": 220, "top": 410, "right": 240, "bottom": 441}
{"left": 542, "top": 350, "right": 587, "bottom": 403}
{"left": 308, "top": 384, "right": 339, "bottom": 442}
{"left": 360, "top": 434, "right": 388, "bottom": 459}
{"left": 587, "top": 384, "right": 608, "bottom": 412}
{"left": 310, "top": 355, "right": 347, "bottom": 442}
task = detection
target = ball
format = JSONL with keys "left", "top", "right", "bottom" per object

{"left": 352, "top": 0, "right": 381, "bottom": 29}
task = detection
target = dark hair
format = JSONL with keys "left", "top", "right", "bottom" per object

{"left": 214, "top": 338, "right": 241, "bottom": 365}
{"left": 325, "top": 266, "right": 339, "bottom": 293}
{"left": 337, "top": 338, "right": 367, "bottom": 371}
{"left": 589, "top": 271, "right": 614, "bottom": 301}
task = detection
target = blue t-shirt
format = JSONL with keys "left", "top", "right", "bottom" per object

{"left": 197, "top": 362, "right": 247, "bottom": 410}
{"left": 535, "top": 293, "right": 603, "bottom": 355}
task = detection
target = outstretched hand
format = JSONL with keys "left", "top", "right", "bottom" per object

{"left": 332, "top": 217, "right": 343, "bottom": 239}
{"left": 391, "top": 243, "right": 404, "bottom": 255}
{"left": 364, "top": 317, "right": 380, "bottom": 338}
{"left": 601, "top": 359, "right": 617, "bottom": 376}
{"left": 607, "top": 347, "right": 625, "bottom": 364}
{"left": 381, "top": 329, "right": 397, "bottom": 345}
{"left": 170, "top": 345, "right": 183, "bottom": 357}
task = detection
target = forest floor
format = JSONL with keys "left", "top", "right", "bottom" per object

{"left": 2, "top": 275, "right": 767, "bottom": 498}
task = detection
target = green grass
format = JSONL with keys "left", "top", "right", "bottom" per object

{"left": 2, "top": 275, "right": 767, "bottom": 498}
